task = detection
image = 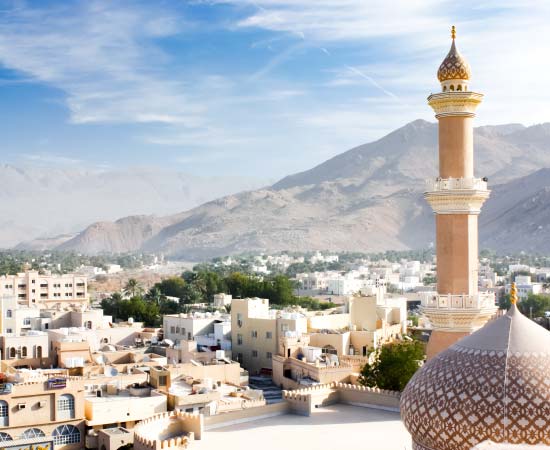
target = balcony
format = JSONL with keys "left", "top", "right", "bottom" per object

{"left": 421, "top": 292, "right": 498, "bottom": 332}
{"left": 421, "top": 292, "right": 496, "bottom": 310}
{"left": 426, "top": 177, "right": 487, "bottom": 192}
{"left": 424, "top": 177, "right": 490, "bottom": 215}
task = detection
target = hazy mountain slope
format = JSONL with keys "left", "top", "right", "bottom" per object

{"left": 0, "top": 166, "right": 267, "bottom": 248}
{"left": 20, "top": 120, "right": 550, "bottom": 258}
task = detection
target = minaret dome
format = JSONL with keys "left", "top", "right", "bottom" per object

{"left": 437, "top": 26, "right": 471, "bottom": 92}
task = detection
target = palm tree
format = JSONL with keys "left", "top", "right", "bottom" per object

{"left": 146, "top": 287, "right": 165, "bottom": 306}
{"left": 123, "top": 278, "right": 143, "bottom": 298}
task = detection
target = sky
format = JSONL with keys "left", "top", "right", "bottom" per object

{"left": 0, "top": 0, "right": 549, "bottom": 179}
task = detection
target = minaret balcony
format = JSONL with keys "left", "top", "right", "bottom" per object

{"left": 424, "top": 177, "right": 490, "bottom": 214}
{"left": 420, "top": 292, "right": 498, "bottom": 332}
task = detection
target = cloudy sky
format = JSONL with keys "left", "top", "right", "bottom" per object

{"left": 0, "top": 0, "right": 549, "bottom": 179}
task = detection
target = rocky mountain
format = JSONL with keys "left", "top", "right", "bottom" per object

{"left": 16, "top": 120, "right": 550, "bottom": 258}
{"left": 0, "top": 166, "right": 267, "bottom": 248}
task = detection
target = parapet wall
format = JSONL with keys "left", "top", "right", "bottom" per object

{"left": 133, "top": 411, "right": 203, "bottom": 450}
{"left": 282, "top": 382, "right": 400, "bottom": 416}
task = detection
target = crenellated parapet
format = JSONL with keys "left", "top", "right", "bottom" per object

{"left": 133, "top": 411, "right": 203, "bottom": 450}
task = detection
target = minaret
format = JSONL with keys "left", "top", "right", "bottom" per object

{"left": 422, "top": 26, "right": 497, "bottom": 359}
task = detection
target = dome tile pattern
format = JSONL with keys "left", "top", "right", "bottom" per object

{"left": 437, "top": 40, "right": 471, "bottom": 82}
{"left": 401, "top": 305, "right": 550, "bottom": 450}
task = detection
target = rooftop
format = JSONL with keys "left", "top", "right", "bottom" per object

{"left": 196, "top": 404, "right": 410, "bottom": 450}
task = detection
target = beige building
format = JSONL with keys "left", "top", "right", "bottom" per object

{"left": 0, "top": 371, "right": 85, "bottom": 450}
{"left": 231, "top": 298, "right": 307, "bottom": 375}
{"left": 0, "top": 271, "right": 88, "bottom": 312}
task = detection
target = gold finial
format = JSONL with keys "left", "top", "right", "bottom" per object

{"left": 451, "top": 25, "right": 456, "bottom": 40}
{"left": 510, "top": 282, "right": 518, "bottom": 305}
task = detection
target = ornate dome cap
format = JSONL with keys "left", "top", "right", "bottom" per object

{"left": 437, "top": 26, "right": 471, "bottom": 82}
{"left": 401, "top": 285, "right": 550, "bottom": 450}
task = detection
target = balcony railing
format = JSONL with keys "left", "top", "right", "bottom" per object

{"left": 421, "top": 292, "right": 496, "bottom": 310}
{"left": 426, "top": 177, "right": 487, "bottom": 192}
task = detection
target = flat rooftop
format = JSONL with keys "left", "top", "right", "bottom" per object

{"left": 195, "top": 404, "right": 411, "bottom": 450}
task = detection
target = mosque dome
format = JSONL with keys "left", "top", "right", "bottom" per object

{"left": 437, "top": 26, "right": 471, "bottom": 82}
{"left": 401, "top": 286, "right": 550, "bottom": 450}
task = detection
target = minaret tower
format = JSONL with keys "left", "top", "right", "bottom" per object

{"left": 422, "top": 27, "right": 497, "bottom": 359}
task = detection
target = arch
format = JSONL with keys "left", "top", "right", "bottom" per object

{"left": 57, "top": 394, "right": 75, "bottom": 419}
{"left": 0, "top": 400, "right": 8, "bottom": 427}
{"left": 442, "top": 86, "right": 447, "bottom": 92}
{"left": 52, "top": 425, "right": 80, "bottom": 446}
{"left": 20, "top": 428, "right": 45, "bottom": 439}
{"left": 450, "top": 85, "right": 455, "bottom": 91}
{"left": 0, "top": 432, "right": 12, "bottom": 442}
{"left": 36, "top": 346, "right": 43, "bottom": 359}
{"left": 9, "top": 348, "right": 15, "bottom": 359}
{"left": 457, "top": 85, "right": 462, "bottom": 91}
{"left": 322, "top": 345, "right": 337, "bottom": 355}
{"left": 5, "top": 310, "right": 11, "bottom": 318}
{"left": 21, "top": 347, "right": 27, "bottom": 358}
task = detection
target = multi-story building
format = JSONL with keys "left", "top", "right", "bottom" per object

{"left": 231, "top": 298, "right": 307, "bottom": 375}
{"left": 0, "top": 371, "right": 85, "bottom": 450}
{"left": 0, "top": 270, "right": 88, "bottom": 311}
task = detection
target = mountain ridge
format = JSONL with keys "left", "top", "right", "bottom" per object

{"left": 16, "top": 120, "right": 550, "bottom": 258}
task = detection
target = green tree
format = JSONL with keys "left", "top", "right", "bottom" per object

{"left": 359, "top": 340, "right": 424, "bottom": 391}
{"left": 123, "top": 278, "right": 143, "bottom": 298}
{"left": 154, "top": 277, "right": 186, "bottom": 299}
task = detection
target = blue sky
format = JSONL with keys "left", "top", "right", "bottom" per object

{"left": 0, "top": 0, "right": 549, "bottom": 179}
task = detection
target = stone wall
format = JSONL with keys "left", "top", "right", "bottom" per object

{"left": 282, "top": 382, "right": 400, "bottom": 416}
{"left": 133, "top": 411, "right": 203, "bottom": 450}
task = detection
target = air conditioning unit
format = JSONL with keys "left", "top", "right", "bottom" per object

{"left": 17, "top": 403, "right": 26, "bottom": 410}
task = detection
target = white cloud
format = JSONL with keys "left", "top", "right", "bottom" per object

{"left": 0, "top": 1, "right": 201, "bottom": 126}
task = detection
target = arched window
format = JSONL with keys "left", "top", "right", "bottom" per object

{"left": 20, "top": 429, "right": 45, "bottom": 439}
{"left": 52, "top": 425, "right": 80, "bottom": 446}
{"left": 322, "top": 345, "right": 337, "bottom": 355}
{"left": 9, "top": 348, "right": 15, "bottom": 359}
{"left": 86, "top": 321, "right": 92, "bottom": 329}
{"left": 5, "top": 310, "right": 11, "bottom": 318}
{"left": 0, "top": 401, "right": 8, "bottom": 426}
{"left": 0, "top": 432, "right": 12, "bottom": 442}
{"left": 21, "top": 347, "right": 27, "bottom": 358}
{"left": 442, "top": 86, "right": 447, "bottom": 92}
{"left": 36, "top": 346, "right": 43, "bottom": 359}
{"left": 57, "top": 394, "right": 75, "bottom": 420}
{"left": 450, "top": 85, "right": 455, "bottom": 91}
{"left": 457, "top": 85, "right": 462, "bottom": 91}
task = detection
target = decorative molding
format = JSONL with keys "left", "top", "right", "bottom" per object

{"left": 427, "top": 91, "right": 483, "bottom": 117}
{"left": 424, "top": 188, "right": 490, "bottom": 214}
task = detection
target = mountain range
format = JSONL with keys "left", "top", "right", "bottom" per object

{"left": 0, "top": 166, "right": 267, "bottom": 248}
{"left": 16, "top": 119, "right": 550, "bottom": 258}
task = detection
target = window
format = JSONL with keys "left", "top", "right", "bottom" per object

{"left": 0, "top": 401, "right": 8, "bottom": 426}
{"left": 266, "top": 352, "right": 272, "bottom": 359}
{"left": 170, "top": 326, "right": 175, "bottom": 334}
{"left": 322, "top": 345, "right": 337, "bottom": 355}
{"left": 57, "top": 394, "right": 75, "bottom": 420}
{"left": 158, "top": 376, "right": 167, "bottom": 386}
{"left": 6, "top": 329, "right": 12, "bottom": 334}
{"left": 5, "top": 310, "right": 11, "bottom": 318}
{"left": 0, "top": 432, "right": 11, "bottom": 442}
{"left": 31, "top": 280, "right": 35, "bottom": 284}
{"left": 237, "top": 313, "right": 243, "bottom": 327}
{"left": 176, "top": 327, "right": 180, "bottom": 334}
{"left": 237, "top": 334, "right": 243, "bottom": 345}
{"left": 21, "top": 347, "right": 27, "bottom": 358}
{"left": 252, "top": 350, "right": 258, "bottom": 357}
{"left": 52, "top": 425, "right": 80, "bottom": 446}
{"left": 36, "top": 346, "right": 43, "bottom": 358}
{"left": 251, "top": 330, "right": 258, "bottom": 338}
{"left": 266, "top": 331, "right": 272, "bottom": 339}
{"left": 23, "top": 318, "right": 31, "bottom": 326}
{"left": 20, "top": 429, "right": 45, "bottom": 439}
{"left": 9, "top": 348, "right": 15, "bottom": 358}
{"left": 181, "top": 328, "right": 186, "bottom": 335}
{"left": 86, "top": 321, "right": 92, "bottom": 329}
